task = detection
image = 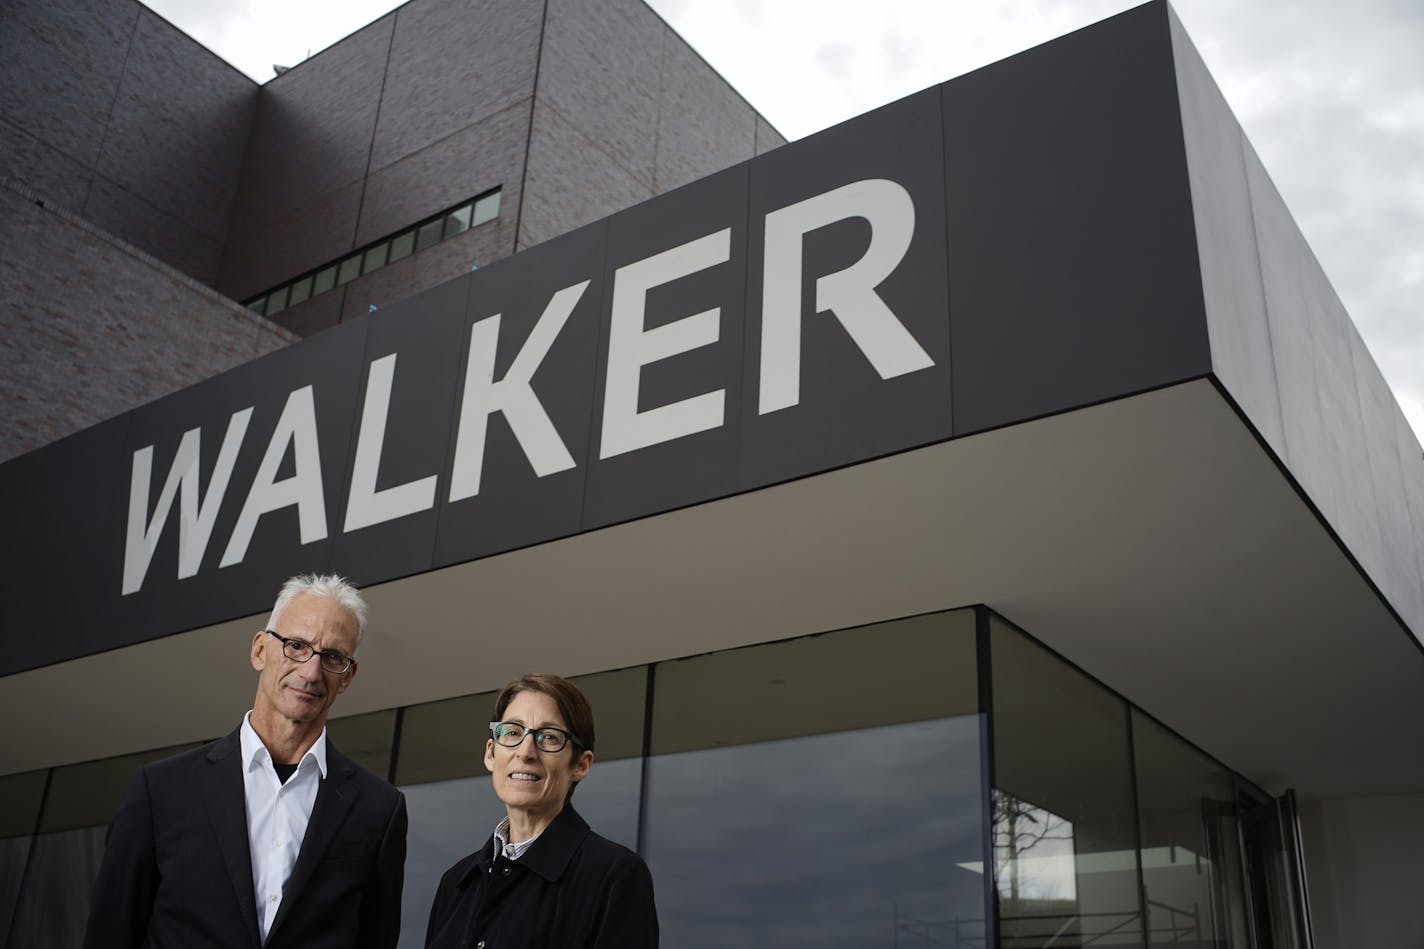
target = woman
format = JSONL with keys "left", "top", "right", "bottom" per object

{"left": 425, "top": 673, "right": 658, "bottom": 948}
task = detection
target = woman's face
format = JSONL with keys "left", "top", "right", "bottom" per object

{"left": 485, "top": 690, "right": 592, "bottom": 826}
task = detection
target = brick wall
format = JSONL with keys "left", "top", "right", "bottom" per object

{"left": 0, "top": 179, "right": 293, "bottom": 463}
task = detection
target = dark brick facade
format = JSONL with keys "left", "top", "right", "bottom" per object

{"left": 0, "top": 0, "right": 782, "bottom": 459}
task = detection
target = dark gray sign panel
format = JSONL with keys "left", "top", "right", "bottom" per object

{"left": 583, "top": 163, "right": 751, "bottom": 528}
{"left": 333, "top": 276, "right": 473, "bottom": 586}
{"left": 0, "top": 1, "right": 1213, "bottom": 675}
{"left": 740, "top": 87, "right": 952, "bottom": 490}
{"left": 943, "top": 1, "right": 1209, "bottom": 436}
{"left": 432, "top": 220, "right": 608, "bottom": 568}
{"left": 107, "top": 319, "right": 370, "bottom": 655}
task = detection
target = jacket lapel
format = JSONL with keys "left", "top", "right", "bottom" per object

{"left": 201, "top": 730, "right": 262, "bottom": 949}
{"left": 265, "top": 746, "right": 360, "bottom": 943}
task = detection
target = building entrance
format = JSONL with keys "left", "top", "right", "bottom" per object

{"left": 1240, "top": 790, "right": 1315, "bottom": 949}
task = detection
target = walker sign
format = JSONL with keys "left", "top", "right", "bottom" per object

{"left": 2, "top": 14, "right": 1212, "bottom": 674}
{"left": 120, "top": 175, "right": 938, "bottom": 599}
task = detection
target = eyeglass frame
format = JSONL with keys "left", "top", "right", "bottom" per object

{"left": 265, "top": 629, "right": 357, "bottom": 675}
{"left": 489, "top": 721, "right": 585, "bottom": 754}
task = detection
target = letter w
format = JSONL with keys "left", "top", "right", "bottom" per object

{"left": 122, "top": 409, "right": 252, "bottom": 595}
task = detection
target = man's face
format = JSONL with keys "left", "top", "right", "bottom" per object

{"left": 250, "top": 593, "right": 360, "bottom": 729}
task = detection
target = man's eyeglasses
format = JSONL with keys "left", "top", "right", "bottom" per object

{"left": 265, "top": 630, "right": 356, "bottom": 675}
{"left": 489, "top": 721, "right": 583, "bottom": 753}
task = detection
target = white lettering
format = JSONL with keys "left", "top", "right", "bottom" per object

{"left": 759, "top": 178, "right": 932, "bottom": 414}
{"left": 122, "top": 408, "right": 252, "bottom": 594}
{"left": 601, "top": 229, "right": 730, "bottom": 459}
{"left": 343, "top": 354, "right": 438, "bottom": 532}
{"left": 448, "top": 281, "right": 588, "bottom": 502}
{"left": 220, "top": 386, "right": 327, "bottom": 567}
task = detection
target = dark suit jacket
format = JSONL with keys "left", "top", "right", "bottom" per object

{"left": 83, "top": 727, "right": 407, "bottom": 949}
{"left": 424, "top": 804, "right": 657, "bottom": 949}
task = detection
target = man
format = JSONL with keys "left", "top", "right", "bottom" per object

{"left": 84, "top": 574, "right": 407, "bottom": 949}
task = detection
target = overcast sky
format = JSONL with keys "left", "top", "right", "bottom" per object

{"left": 141, "top": 0, "right": 1423, "bottom": 442}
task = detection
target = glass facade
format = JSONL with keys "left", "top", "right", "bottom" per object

{"left": 0, "top": 607, "right": 1307, "bottom": 949}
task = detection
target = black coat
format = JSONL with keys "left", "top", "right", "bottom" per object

{"left": 83, "top": 728, "right": 407, "bottom": 949}
{"left": 424, "top": 805, "right": 658, "bottom": 949}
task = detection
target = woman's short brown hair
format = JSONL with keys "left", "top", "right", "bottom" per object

{"left": 491, "top": 673, "right": 597, "bottom": 757}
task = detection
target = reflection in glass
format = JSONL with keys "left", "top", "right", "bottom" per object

{"left": 991, "top": 617, "right": 1145, "bottom": 948}
{"left": 337, "top": 254, "right": 362, "bottom": 286}
{"left": 6, "top": 826, "right": 106, "bottom": 949}
{"left": 313, "top": 265, "right": 337, "bottom": 295}
{"left": 363, "top": 243, "right": 389, "bottom": 275}
{"left": 994, "top": 791, "right": 1077, "bottom": 906}
{"left": 287, "top": 276, "right": 312, "bottom": 305}
{"left": 415, "top": 220, "right": 443, "bottom": 252}
{"left": 647, "top": 719, "right": 985, "bottom": 948}
{"left": 1132, "top": 710, "right": 1248, "bottom": 948}
{"left": 443, "top": 205, "right": 472, "bottom": 239}
{"left": 472, "top": 191, "right": 500, "bottom": 226}
{"left": 0, "top": 768, "right": 46, "bottom": 939}
{"left": 265, "top": 285, "right": 289, "bottom": 314}
{"left": 645, "top": 610, "right": 985, "bottom": 948}
{"left": 388, "top": 230, "right": 416, "bottom": 262}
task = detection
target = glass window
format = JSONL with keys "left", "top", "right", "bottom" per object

{"left": 388, "top": 230, "right": 416, "bottom": 263}
{"left": 337, "top": 254, "right": 362, "bottom": 286}
{"left": 394, "top": 667, "right": 647, "bottom": 949}
{"left": 312, "top": 266, "right": 337, "bottom": 296}
{"left": 0, "top": 769, "right": 47, "bottom": 939}
{"left": 327, "top": 709, "right": 397, "bottom": 782}
{"left": 1133, "top": 710, "right": 1249, "bottom": 948}
{"left": 265, "top": 285, "right": 289, "bottom": 315}
{"left": 246, "top": 297, "right": 267, "bottom": 316}
{"left": 414, "top": 219, "right": 444, "bottom": 252}
{"left": 443, "top": 204, "right": 473, "bottom": 239}
{"left": 644, "top": 610, "right": 986, "bottom": 948}
{"left": 10, "top": 744, "right": 198, "bottom": 949}
{"left": 990, "top": 616, "right": 1145, "bottom": 948}
{"left": 287, "top": 276, "right": 313, "bottom": 306}
{"left": 362, "top": 243, "right": 389, "bottom": 275}
{"left": 472, "top": 191, "right": 500, "bottom": 227}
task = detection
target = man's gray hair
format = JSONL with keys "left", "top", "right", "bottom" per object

{"left": 266, "top": 574, "right": 369, "bottom": 648}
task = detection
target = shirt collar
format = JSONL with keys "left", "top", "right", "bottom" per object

{"left": 493, "top": 816, "right": 543, "bottom": 862}
{"left": 240, "top": 710, "right": 329, "bottom": 779}
{"left": 463, "top": 805, "right": 590, "bottom": 888}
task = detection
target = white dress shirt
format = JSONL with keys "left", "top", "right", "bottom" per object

{"left": 239, "top": 712, "right": 327, "bottom": 943}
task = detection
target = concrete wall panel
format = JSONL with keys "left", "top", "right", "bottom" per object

{"left": 369, "top": 0, "right": 541, "bottom": 171}
{"left": 1300, "top": 792, "right": 1424, "bottom": 949}
{"left": 1168, "top": 11, "right": 1284, "bottom": 456}
{"left": 1350, "top": 327, "right": 1424, "bottom": 631}
{"left": 1245, "top": 144, "right": 1386, "bottom": 577}
{"left": 356, "top": 100, "right": 529, "bottom": 247}
{"left": 1394, "top": 403, "right": 1424, "bottom": 634}
{"left": 652, "top": 30, "right": 757, "bottom": 193}
{"left": 756, "top": 115, "right": 788, "bottom": 155}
